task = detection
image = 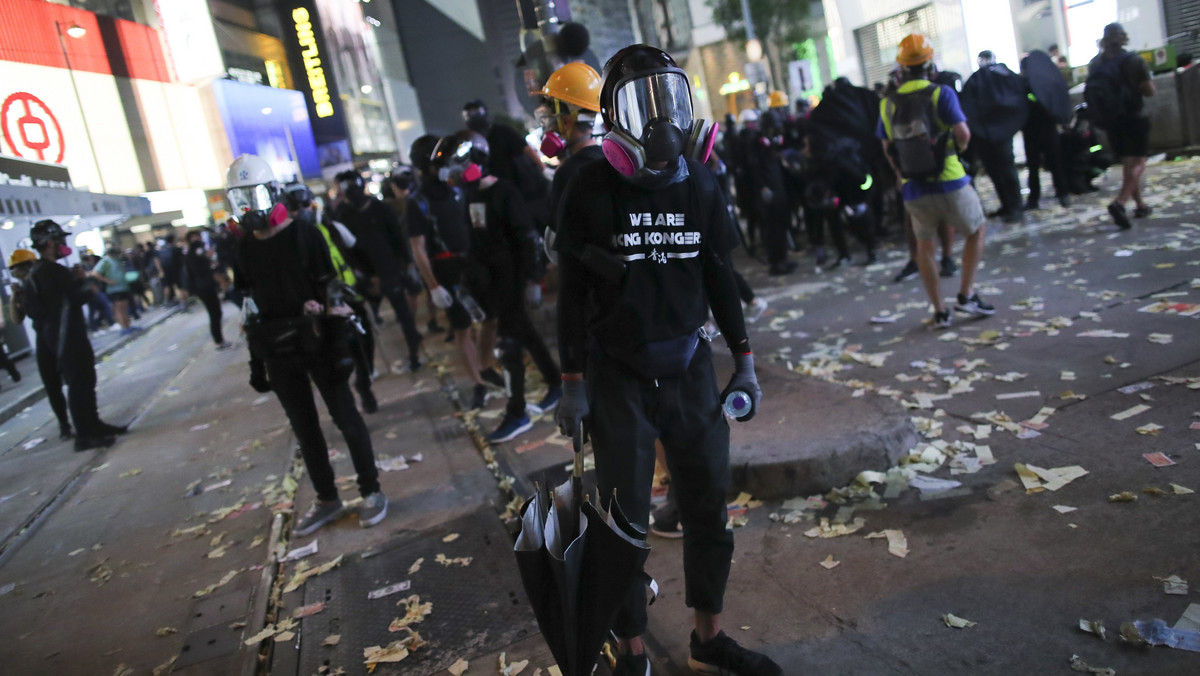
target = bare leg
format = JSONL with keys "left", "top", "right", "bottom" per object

{"left": 114, "top": 299, "right": 131, "bottom": 329}
{"left": 959, "top": 225, "right": 987, "bottom": 299}
{"left": 916, "top": 238, "right": 942, "bottom": 312}
{"left": 456, "top": 329, "right": 485, "bottom": 386}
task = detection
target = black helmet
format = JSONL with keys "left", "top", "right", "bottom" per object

{"left": 430, "top": 131, "right": 489, "bottom": 184}
{"left": 283, "top": 183, "right": 314, "bottom": 211}
{"left": 30, "top": 219, "right": 67, "bottom": 248}
{"left": 410, "top": 134, "right": 441, "bottom": 173}
{"left": 599, "top": 44, "right": 697, "bottom": 167}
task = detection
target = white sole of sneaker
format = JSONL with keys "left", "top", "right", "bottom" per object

{"left": 360, "top": 503, "right": 387, "bottom": 528}
{"left": 489, "top": 420, "right": 534, "bottom": 443}
{"left": 295, "top": 507, "right": 344, "bottom": 536}
{"left": 687, "top": 657, "right": 732, "bottom": 674}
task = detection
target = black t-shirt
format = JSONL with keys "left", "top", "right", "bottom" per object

{"left": 467, "top": 179, "right": 535, "bottom": 285}
{"left": 235, "top": 220, "right": 333, "bottom": 321}
{"left": 410, "top": 181, "right": 471, "bottom": 256}
{"left": 486, "top": 124, "right": 529, "bottom": 183}
{"left": 548, "top": 144, "right": 605, "bottom": 234}
{"left": 1088, "top": 50, "right": 1152, "bottom": 117}
{"left": 556, "top": 158, "right": 735, "bottom": 353}
{"left": 185, "top": 244, "right": 217, "bottom": 293}
{"left": 336, "top": 199, "right": 405, "bottom": 282}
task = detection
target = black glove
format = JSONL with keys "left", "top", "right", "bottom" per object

{"left": 249, "top": 358, "right": 271, "bottom": 393}
{"left": 554, "top": 379, "right": 589, "bottom": 437}
{"left": 720, "top": 352, "right": 761, "bottom": 422}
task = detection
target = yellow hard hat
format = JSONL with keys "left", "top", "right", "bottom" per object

{"left": 767, "top": 90, "right": 788, "bottom": 108}
{"left": 542, "top": 61, "right": 602, "bottom": 112}
{"left": 897, "top": 34, "right": 934, "bottom": 66}
{"left": 8, "top": 248, "right": 36, "bottom": 267}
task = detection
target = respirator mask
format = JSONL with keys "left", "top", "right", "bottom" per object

{"left": 228, "top": 183, "right": 287, "bottom": 234}
{"left": 601, "top": 70, "right": 716, "bottom": 178}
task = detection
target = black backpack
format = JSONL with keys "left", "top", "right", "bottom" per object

{"left": 1084, "top": 52, "right": 1138, "bottom": 131}
{"left": 886, "top": 84, "right": 950, "bottom": 181}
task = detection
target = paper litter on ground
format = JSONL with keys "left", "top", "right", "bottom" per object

{"left": 943, "top": 613, "right": 976, "bottom": 628}
{"left": 1111, "top": 404, "right": 1150, "bottom": 421}
{"left": 819, "top": 555, "right": 840, "bottom": 570}
{"left": 1079, "top": 619, "right": 1107, "bottom": 640}
{"left": 1157, "top": 575, "right": 1189, "bottom": 595}
{"left": 1069, "top": 654, "right": 1115, "bottom": 675}
{"left": 1014, "top": 463, "right": 1089, "bottom": 492}
{"left": 865, "top": 529, "right": 908, "bottom": 558}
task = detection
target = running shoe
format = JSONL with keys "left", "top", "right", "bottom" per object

{"left": 933, "top": 309, "right": 952, "bottom": 329}
{"left": 649, "top": 503, "right": 683, "bottom": 539}
{"left": 526, "top": 386, "right": 562, "bottom": 415}
{"left": 488, "top": 413, "right": 533, "bottom": 444}
{"left": 939, "top": 257, "right": 958, "bottom": 278}
{"left": 1133, "top": 205, "right": 1152, "bottom": 218}
{"left": 893, "top": 260, "right": 919, "bottom": 283}
{"left": 955, "top": 293, "right": 996, "bottom": 317}
{"left": 295, "top": 500, "right": 344, "bottom": 536}
{"left": 688, "top": 630, "right": 781, "bottom": 676}
{"left": 1108, "top": 202, "right": 1132, "bottom": 230}
{"left": 359, "top": 492, "right": 388, "bottom": 528}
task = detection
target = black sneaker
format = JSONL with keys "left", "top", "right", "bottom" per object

{"left": 1057, "top": 194, "right": 1071, "bottom": 208}
{"left": 1108, "top": 202, "right": 1132, "bottom": 230}
{"left": 470, "top": 383, "right": 489, "bottom": 410}
{"left": 955, "top": 293, "right": 995, "bottom": 316}
{"left": 60, "top": 425, "right": 75, "bottom": 441}
{"left": 479, "top": 367, "right": 506, "bottom": 389}
{"left": 893, "top": 260, "right": 919, "bottom": 283}
{"left": 613, "top": 652, "right": 651, "bottom": 676}
{"left": 96, "top": 422, "right": 129, "bottom": 436}
{"left": 933, "top": 309, "right": 952, "bottom": 329}
{"left": 688, "top": 630, "right": 781, "bottom": 676}
{"left": 939, "top": 257, "right": 958, "bottom": 278}
{"left": 1133, "top": 204, "right": 1152, "bottom": 219}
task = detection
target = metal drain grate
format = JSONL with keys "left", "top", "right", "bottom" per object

{"left": 293, "top": 507, "right": 537, "bottom": 675}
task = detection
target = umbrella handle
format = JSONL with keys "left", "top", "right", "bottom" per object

{"left": 573, "top": 420, "right": 585, "bottom": 480}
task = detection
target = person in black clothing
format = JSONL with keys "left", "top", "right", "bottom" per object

{"left": 554, "top": 45, "right": 780, "bottom": 676}
{"left": 1021, "top": 50, "right": 1073, "bottom": 210}
{"left": 538, "top": 61, "right": 607, "bottom": 253}
{"left": 0, "top": 251, "right": 27, "bottom": 390}
{"left": 213, "top": 222, "right": 243, "bottom": 307}
{"left": 19, "top": 221, "right": 127, "bottom": 451}
{"left": 226, "top": 154, "right": 387, "bottom": 535}
{"left": 332, "top": 170, "right": 422, "bottom": 372}
{"left": 184, "top": 230, "right": 229, "bottom": 349}
{"left": 462, "top": 99, "right": 550, "bottom": 231}
{"left": 742, "top": 111, "right": 798, "bottom": 275}
{"left": 432, "top": 131, "right": 561, "bottom": 444}
{"left": 159, "top": 234, "right": 184, "bottom": 305}
{"left": 960, "top": 51, "right": 1030, "bottom": 223}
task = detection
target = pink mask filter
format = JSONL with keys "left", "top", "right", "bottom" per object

{"left": 602, "top": 138, "right": 638, "bottom": 176}
{"left": 699, "top": 122, "right": 718, "bottom": 164}
{"left": 57, "top": 244, "right": 73, "bottom": 258}
{"left": 540, "top": 132, "right": 566, "bottom": 158}
{"left": 268, "top": 202, "right": 289, "bottom": 226}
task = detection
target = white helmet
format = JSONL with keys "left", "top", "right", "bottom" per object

{"left": 738, "top": 109, "right": 760, "bottom": 125}
{"left": 226, "top": 154, "right": 281, "bottom": 216}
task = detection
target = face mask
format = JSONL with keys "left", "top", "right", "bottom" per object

{"left": 465, "top": 114, "right": 489, "bottom": 134}
{"left": 438, "top": 164, "right": 482, "bottom": 185}
{"left": 540, "top": 131, "right": 566, "bottom": 158}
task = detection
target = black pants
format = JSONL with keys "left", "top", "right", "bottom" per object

{"left": 265, "top": 354, "right": 379, "bottom": 502}
{"left": 195, "top": 287, "right": 224, "bottom": 345}
{"left": 497, "top": 302, "right": 560, "bottom": 417}
{"left": 380, "top": 279, "right": 421, "bottom": 362}
{"left": 757, "top": 193, "right": 792, "bottom": 266}
{"left": 587, "top": 341, "right": 734, "bottom": 638}
{"left": 348, "top": 299, "right": 375, "bottom": 393}
{"left": 1023, "top": 110, "right": 1066, "bottom": 204}
{"left": 58, "top": 342, "right": 102, "bottom": 437}
{"left": 0, "top": 345, "right": 18, "bottom": 382}
{"left": 35, "top": 348, "right": 70, "bottom": 432}
{"left": 973, "top": 136, "right": 1022, "bottom": 215}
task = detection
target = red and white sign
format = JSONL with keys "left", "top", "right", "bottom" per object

{"left": 1, "top": 92, "right": 65, "bottom": 164}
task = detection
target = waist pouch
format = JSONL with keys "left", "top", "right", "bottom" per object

{"left": 245, "top": 316, "right": 321, "bottom": 360}
{"left": 597, "top": 329, "right": 702, "bottom": 380}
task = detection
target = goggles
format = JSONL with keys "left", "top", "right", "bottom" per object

{"left": 614, "top": 71, "right": 693, "bottom": 141}
{"left": 227, "top": 184, "right": 275, "bottom": 214}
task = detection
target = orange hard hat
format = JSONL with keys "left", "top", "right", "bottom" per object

{"left": 7, "top": 248, "right": 36, "bottom": 267}
{"left": 897, "top": 34, "right": 934, "bottom": 66}
{"left": 542, "top": 61, "right": 602, "bottom": 112}
{"left": 767, "top": 90, "right": 788, "bottom": 108}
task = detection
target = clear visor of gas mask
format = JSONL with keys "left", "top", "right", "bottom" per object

{"left": 227, "top": 184, "right": 275, "bottom": 213}
{"left": 614, "top": 72, "right": 694, "bottom": 140}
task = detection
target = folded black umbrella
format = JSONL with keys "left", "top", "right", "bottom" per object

{"left": 1022, "top": 50, "right": 1073, "bottom": 125}
{"left": 514, "top": 427, "right": 651, "bottom": 676}
{"left": 961, "top": 63, "right": 1030, "bottom": 142}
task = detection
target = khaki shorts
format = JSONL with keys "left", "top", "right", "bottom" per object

{"left": 906, "top": 186, "right": 985, "bottom": 241}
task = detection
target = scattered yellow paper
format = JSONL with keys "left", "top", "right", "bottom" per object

{"left": 442, "top": 533, "right": 460, "bottom": 543}
{"left": 322, "top": 634, "right": 341, "bottom": 646}
{"left": 865, "top": 529, "right": 908, "bottom": 558}
{"left": 1111, "top": 404, "right": 1150, "bottom": 421}
{"left": 1135, "top": 423, "right": 1163, "bottom": 435}
{"left": 448, "top": 659, "right": 469, "bottom": 676}
{"left": 283, "top": 555, "right": 344, "bottom": 593}
{"left": 389, "top": 595, "right": 432, "bottom": 632}
{"left": 1078, "top": 619, "right": 1107, "bottom": 640}
{"left": 408, "top": 557, "right": 424, "bottom": 575}
{"left": 155, "top": 627, "right": 177, "bottom": 637}
{"left": 1108, "top": 491, "right": 1138, "bottom": 503}
{"left": 804, "top": 517, "right": 866, "bottom": 538}
{"left": 499, "top": 652, "right": 530, "bottom": 676}
{"left": 819, "top": 555, "right": 840, "bottom": 570}
{"left": 1171, "top": 483, "right": 1195, "bottom": 495}
{"left": 119, "top": 468, "right": 142, "bottom": 478}
{"left": 943, "top": 613, "right": 976, "bottom": 628}
{"left": 434, "top": 553, "right": 472, "bottom": 567}
{"left": 194, "top": 569, "right": 242, "bottom": 598}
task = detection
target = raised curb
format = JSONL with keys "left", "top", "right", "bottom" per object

{"left": 728, "top": 363, "right": 917, "bottom": 499}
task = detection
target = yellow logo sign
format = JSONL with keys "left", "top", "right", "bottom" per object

{"left": 292, "top": 8, "right": 333, "bottom": 118}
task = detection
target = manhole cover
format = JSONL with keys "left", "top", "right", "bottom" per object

{"left": 293, "top": 507, "right": 537, "bottom": 675}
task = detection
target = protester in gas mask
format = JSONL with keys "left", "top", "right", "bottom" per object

{"left": 226, "top": 154, "right": 388, "bottom": 535}
{"left": 554, "top": 44, "right": 780, "bottom": 676}
{"left": 432, "top": 131, "right": 561, "bottom": 443}
{"left": 462, "top": 99, "right": 550, "bottom": 231}
{"left": 19, "top": 220, "right": 128, "bottom": 451}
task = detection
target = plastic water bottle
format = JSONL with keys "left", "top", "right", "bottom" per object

{"left": 723, "top": 390, "right": 753, "bottom": 419}
{"left": 456, "top": 288, "right": 486, "bottom": 324}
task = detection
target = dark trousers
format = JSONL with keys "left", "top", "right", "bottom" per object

{"left": 587, "top": 342, "right": 734, "bottom": 638}
{"left": 265, "top": 355, "right": 379, "bottom": 502}
{"left": 348, "top": 299, "right": 375, "bottom": 393}
{"left": 35, "top": 348, "right": 70, "bottom": 432}
{"left": 1024, "top": 111, "right": 1067, "bottom": 204}
{"left": 380, "top": 279, "right": 421, "bottom": 362}
{"left": 498, "top": 304, "right": 560, "bottom": 417}
{"left": 0, "top": 345, "right": 18, "bottom": 381}
{"left": 195, "top": 287, "right": 224, "bottom": 344}
{"left": 60, "top": 348, "right": 102, "bottom": 437}
{"left": 973, "top": 136, "right": 1022, "bottom": 215}
{"left": 757, "top": 194, "right": 792, "bottom": 266}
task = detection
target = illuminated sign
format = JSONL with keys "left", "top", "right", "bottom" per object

{"left": 719, "top": 72, "right": 751, "bottom": 96}
{"left": 293, "top": 8, "right": 333, "bottom": 118}
{"left": 1, "top": 92, "right": 65, "bottom": 163}
{"left": 154, "top": 0, "right": 225, "bottom": 83}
